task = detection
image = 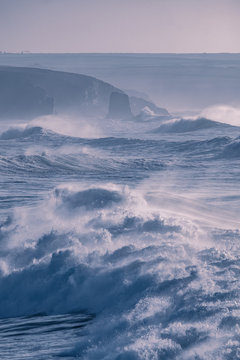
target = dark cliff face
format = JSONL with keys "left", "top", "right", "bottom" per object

{"left": 107, "top": 92, "right": 133, "bottom": 119}
{"left": 0, "top": 67, "right": 122, "bottom": 119}
{"left": 0, "top": 66, "right": 169, "bottom": 121}
{"left": 0, "top": 71, "right": 54, "bottom": 119}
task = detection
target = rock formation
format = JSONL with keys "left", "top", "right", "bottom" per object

{"left": 107, "top": 92, "right": 132, "bottom": 119}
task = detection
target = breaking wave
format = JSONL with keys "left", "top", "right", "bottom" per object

{"left": 0, "top": 126, "right": 51, "bottom": 140}
{"left": 0, "top": 182, "right": 240, "bottom": 359}
{"left": 153, "top": 117, "right": 234, "bottom": 133}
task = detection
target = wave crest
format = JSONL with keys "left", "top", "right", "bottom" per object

{"left": 0, "top": 126, "right": 48, "bottom": 140}
{"left": 55, "top": 187, "right": 123, "bottom": 211}
{"left": 153, "top": 117, "right": 233, "bottom": 133}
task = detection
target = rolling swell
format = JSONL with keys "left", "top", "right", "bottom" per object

{"left": 153, "top": 117, "right": 235, "bottom": 133}
{"left": 219, "top": 137, "right": 240, "bottom": 159}
{"left": 0, "top": 153, "right": 166, "bottom": 180}
{"left": 0, "top": 126, "right": 59, "bottom": 141}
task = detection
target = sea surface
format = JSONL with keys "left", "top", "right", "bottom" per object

{"left": 1, "top": 54, "right": 240, "bottom": 359}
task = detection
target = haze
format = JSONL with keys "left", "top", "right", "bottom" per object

{"left": 0, "top": 0, "right": 240, "bottom": 53}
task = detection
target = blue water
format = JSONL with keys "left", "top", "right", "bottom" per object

{"left": 1, "top": 55, "right": 240, "bottom": 359}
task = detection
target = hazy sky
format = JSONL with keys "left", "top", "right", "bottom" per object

{"left": 0, "top": 0, "right": 240, "bottom": 53}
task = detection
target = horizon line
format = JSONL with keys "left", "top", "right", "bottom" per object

{"left": 1, "top": 52, "right": 240, "bottom": 55}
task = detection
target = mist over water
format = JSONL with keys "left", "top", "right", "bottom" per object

{"left": 1, "top": 55, "right": 240, "bottom": 359}
{"left": 1, "top": 53, "right": 240, "bottom": 112}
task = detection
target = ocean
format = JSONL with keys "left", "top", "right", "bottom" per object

{"left": 0, "top": 54, "right": 240, "bottom": 359}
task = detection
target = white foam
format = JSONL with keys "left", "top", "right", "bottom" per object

{"left": 30, "top": 114, "right": 103, "bottom": 139}
{"left": 201, "top": 105, "right": 240, "bottom": 127}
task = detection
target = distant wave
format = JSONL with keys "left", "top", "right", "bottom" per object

{"left": 0, "top": 124, "right": 236, "bottom": 178}
{"left": 153, "top": 117, "right": 234, "bottom": 133}
{"left": 0, "top": 126, "right": 49, "bottom": 140}
{"left": 201, "top": 105, "right": 240, "bottom": 127}
{"left": 219, "top": 137, "right": 240, "bottom": 159}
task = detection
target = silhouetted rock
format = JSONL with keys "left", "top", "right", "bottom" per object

{"left": 107, "top": 92, "right": 132, "bottom": 119}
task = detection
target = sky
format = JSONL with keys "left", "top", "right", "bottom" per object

{"left": 0, "top": 0, "right": 240, "bottom": 53}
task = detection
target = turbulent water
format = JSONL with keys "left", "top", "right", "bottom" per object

{"left": 0, "top": 111, "right": 240, "bottom": 360}
{"left": 1, "top": 53, "right": 240, "bottom": 360}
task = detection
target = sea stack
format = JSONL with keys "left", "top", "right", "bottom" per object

{"left": 107, "top": 92, "right": 132, "bottom": 119}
